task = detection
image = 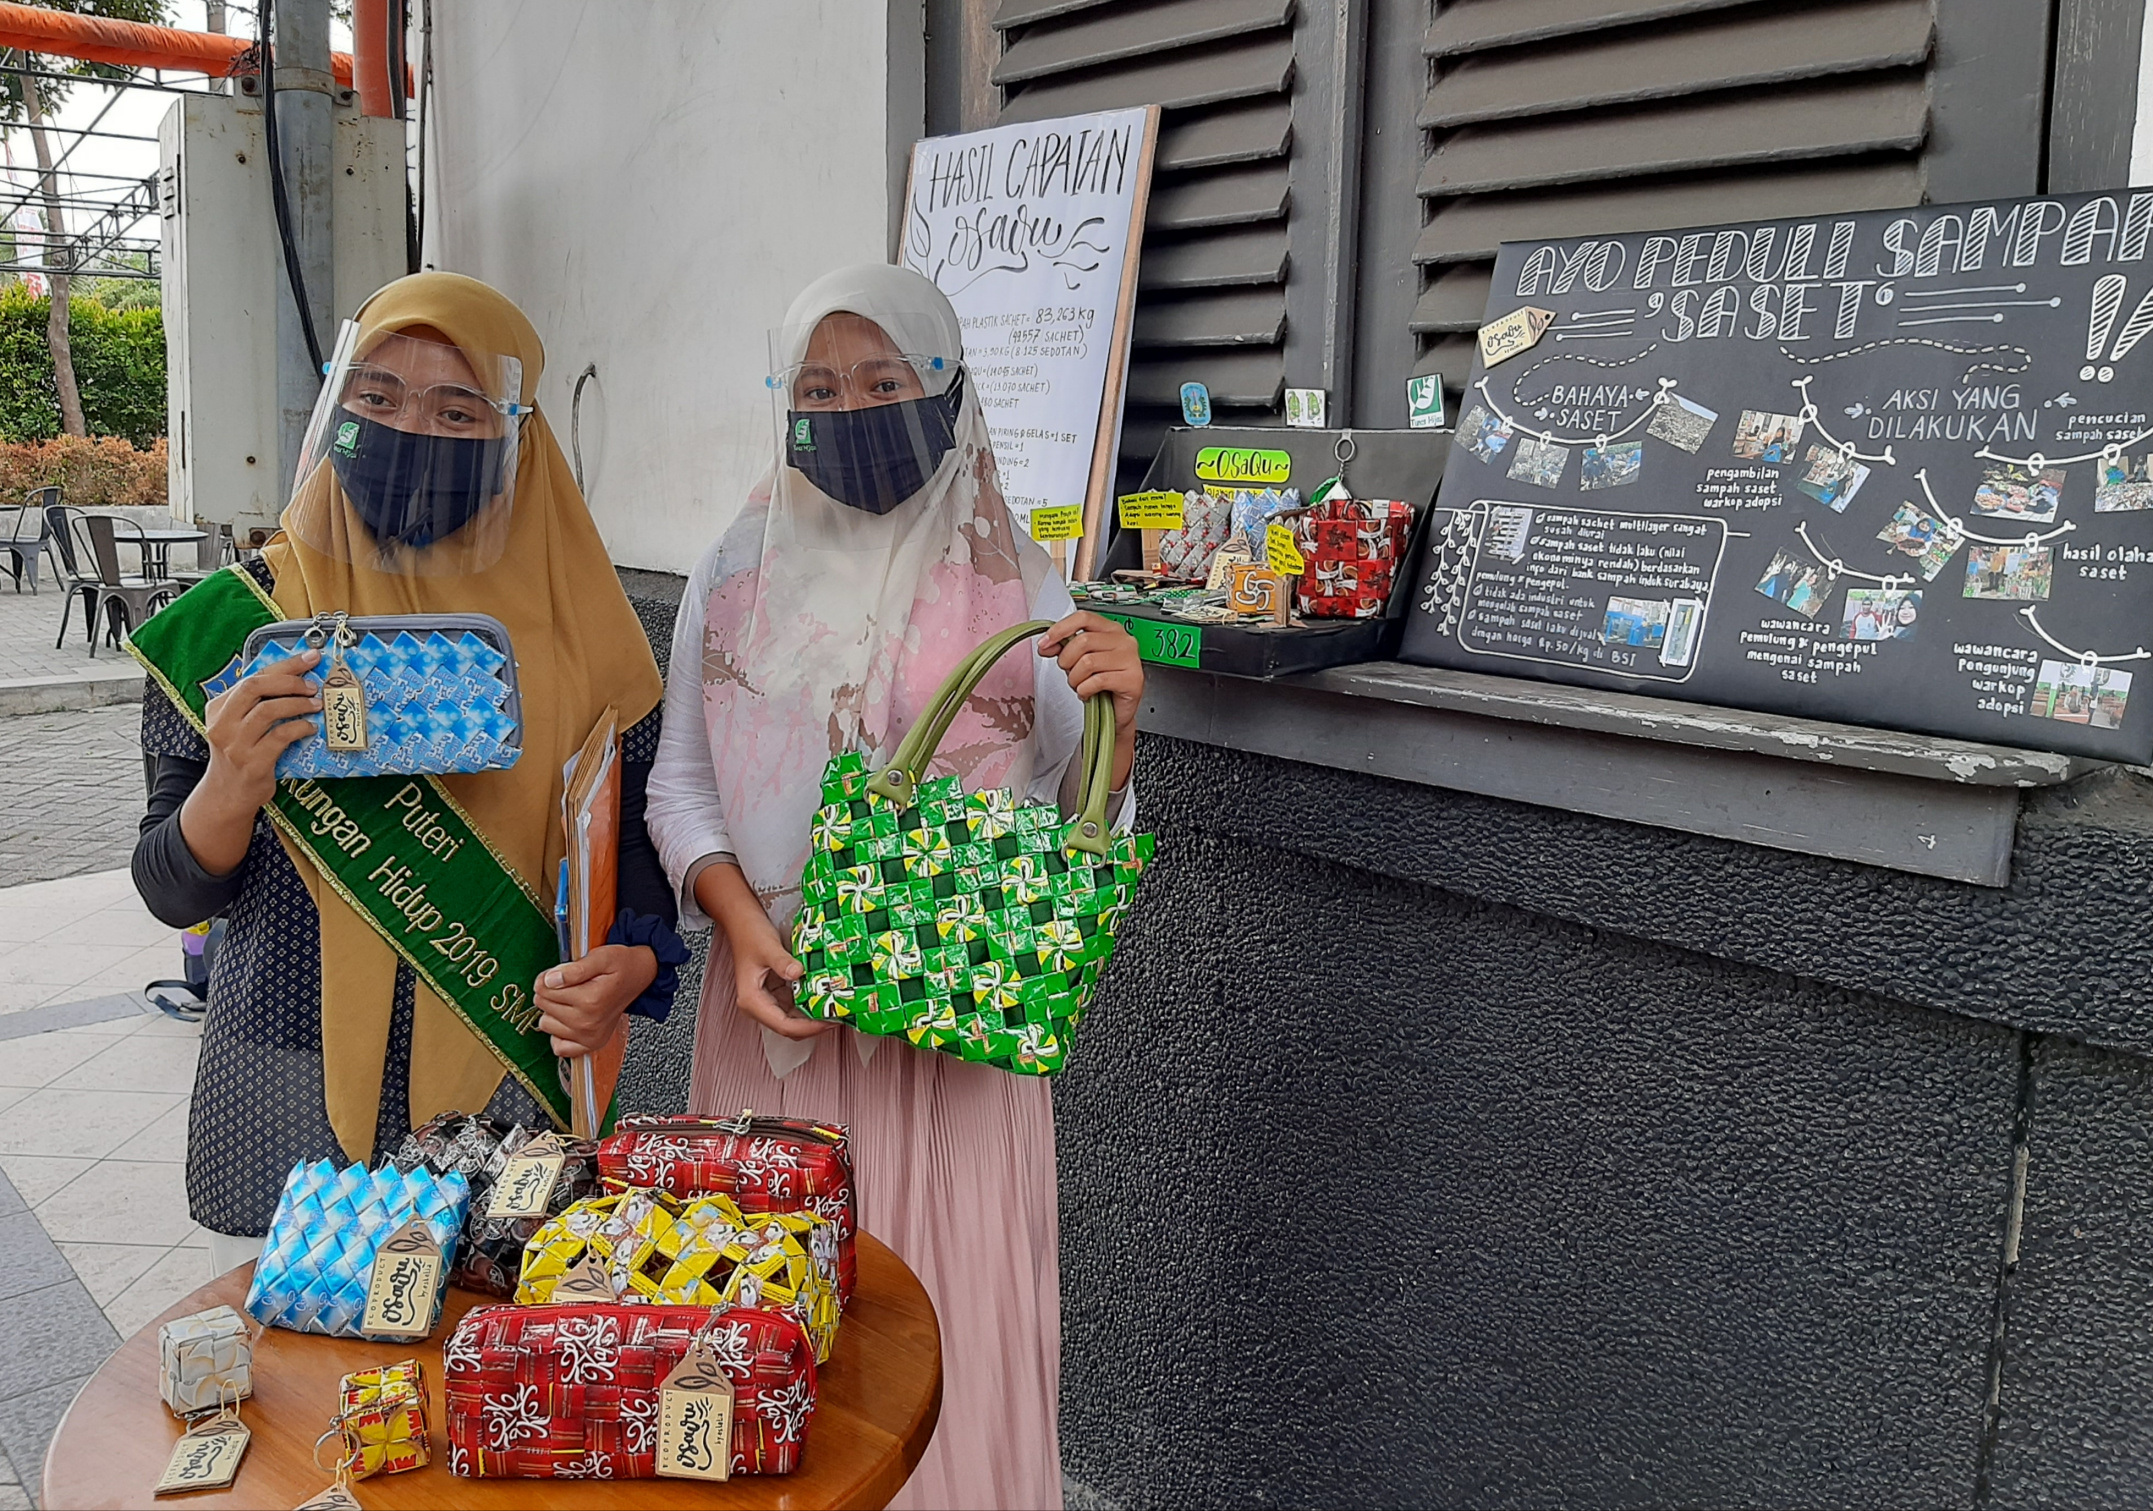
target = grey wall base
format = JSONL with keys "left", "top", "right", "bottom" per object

{"left": 1054, "top": 731, "right": 2153, "bottom": 1508}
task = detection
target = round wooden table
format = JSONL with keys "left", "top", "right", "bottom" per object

{"left": 43, "top": 1233, "right": 940, "bottom": 1510}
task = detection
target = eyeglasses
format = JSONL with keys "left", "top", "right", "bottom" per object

{"left": 766, "top": 354, "right": 951, "bottom": 410}
{"left": 334, "top": 364, "right": 531, "bottom": 436}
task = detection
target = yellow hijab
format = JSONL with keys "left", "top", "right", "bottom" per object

{"left": 261, "top": 272, "right": 663, "bottom": 1161}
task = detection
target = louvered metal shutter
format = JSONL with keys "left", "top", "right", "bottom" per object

{"left": 993, "top": 0, "right": 1301, "bottom": 476}
{"left": 1411, "top": 0, "right": 1944, "bottom": 400}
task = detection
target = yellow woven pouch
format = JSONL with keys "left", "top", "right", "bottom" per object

{"left": 516, "top": 1188, "right": 840, "bottom": 1361}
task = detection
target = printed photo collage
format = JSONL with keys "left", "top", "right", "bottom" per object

{"left": 1454, "top": 388, "right": 1724, "bottom": 498}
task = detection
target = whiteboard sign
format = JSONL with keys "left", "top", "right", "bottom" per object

{"left": 902, "top": 106, "right": 1158, "bottom": 579}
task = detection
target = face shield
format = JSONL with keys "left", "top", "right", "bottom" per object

{"left": 284, "top": 322, "right": 530, "bottom": 575}
{"left": 767, "top": 312, "right": 963, "bottom": 516}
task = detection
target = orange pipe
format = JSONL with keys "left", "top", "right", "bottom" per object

{"left": 351, "top": 0, "right": 394, "bottom": 116}
{"left": 0, "top": 1, "right": 409, "bottom": 96}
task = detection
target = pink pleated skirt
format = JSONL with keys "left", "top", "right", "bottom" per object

{"left": 688, "top": 933, "right": 1065, "bottom": 1511}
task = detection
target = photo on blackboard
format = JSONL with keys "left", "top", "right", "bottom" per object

{"left": 1875, "top": 501, "right": 1963, "bottom": 580}
{"left": 1507, "top": 436, "right": 1569, "bottom": 489}
{"left": 1755, "top": 549, "right": 1829, "bottom": 618}
{"left": 1485, "top": 505, "right": 1532, "bottom": 562}
{"left": 1733, "top": 410, "right": 1806, "bottom": 464}
{"left": 1645, "top": 393, "right": 1716, "bottom": 453}
{"left": 2095, "top": 452, "right": 2153, "bottom": 512}
{"left": 1842, "top": 588, "right": 1921, "bottom": 642}
{"left": 1962, "top": 543, "right": 2054, "bottom": 601}
{"left": 1793, "top": 444, "right": 1871, "bottom": 512}
{"left": 1457, "top": 402, "right": 1514, "bottom": 466}
{"left": 2032, "top": 659, "right": 2131, "bottom": 728}
{"left": 1661, "top": 597, "right": 1704, "bottom": 668}
{"left": 1581, "top": 441, "right": 1643, "bottom": 490}
{"left": 1602, "top": 596, "right": 1669, "bottom": 649}
{"left": 1971, "top": 462, "right": 2065, "bottom": 523}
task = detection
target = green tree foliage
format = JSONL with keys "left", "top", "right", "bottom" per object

{"left": 0, "top": 284, "right": 162, "bottom": 444}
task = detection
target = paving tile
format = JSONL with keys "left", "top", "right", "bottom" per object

{"left": 102, "top": 1101, "right": 189, "bottom": 1164}
{"left": 0, "top": 1371, "right": 98, "bottom": 1507}
{"left": 0, "top": 1160, "right": 91, "bottom": 1210}
{"left": 0, "top": 1035, "right": 105, "bottom": 1090}
{"left": 66, "top": 944, "right": 181, "bottom": 999}
{"left": 0, "top": 1213, "right": 73, "bottom": 1303}
{"left": 0, "top": 1442, "right": 17, "bottom": 1485}
{"left": 0, "top": 942, "right": 138, "bottom": 990}
{"left": 0, "top": 1170, "right": 21, "bottom": 1221}
{"left": 0, "top": 985, "right": 62, "bottom": 1017}
{"left": 0, "top": 1089, "right": 183, "bottom": 1159}
{"left": 43, "top": 908, "right": 173, "bottom": 951}
{"left": 58, "top": 1014, "right": 150, "bottom": 1039}
{"left": 129, "top": 1013, "right": 200, "bottom": 1040}
{"left": 0, "top": 1280, "right": 115, "bottom": 1399}
{"left": 35, "top": 1161, "right": 193, "bottom": 1247}
{"left": 0, "top": 909, "right": 93, "bottom": 948}
{"left": 47, "top": 1035, "right": 197, "bottom": 1096}
{"left": 53, "top": 1243, "right": 166, "bottom": 1308}
{"left": 102, "top": 1245, "right": 210, "bottom": 1340}
{"left": 0, "top": 1483, "right": 27, "bottom": 1510}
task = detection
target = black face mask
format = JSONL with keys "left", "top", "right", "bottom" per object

{"left": 786, "top": 370, "right": 964, "bottom": 515}
{"left": 328, "top": 410, "right": 505, "bottom": 550}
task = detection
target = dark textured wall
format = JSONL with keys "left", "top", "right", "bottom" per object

{"left": 1053, "top": 733, "right": 2153, "bottom": 1510}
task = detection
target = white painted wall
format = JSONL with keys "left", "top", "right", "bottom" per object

{"left": 422, "top": 1, "right": 902, "bottom": 572}
{"left": 2135, "top": 1, "right": 2153, "bottom": 183}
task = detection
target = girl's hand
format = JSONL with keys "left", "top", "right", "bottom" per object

{"left": 693, "top": 860, "right": 831, "bottom": 1040}
{"left": 180, "top": 650, "right": 323, "bottom": 876}
{"left": 536, "top": 943, "right": 657, "bottom": 1058}
{"left": 1039, "top": 611, "right": 1143, "bottom": 789}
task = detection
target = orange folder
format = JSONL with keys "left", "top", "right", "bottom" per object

{"left": 561, "top": 706, "right": 621, "bottom": 1140}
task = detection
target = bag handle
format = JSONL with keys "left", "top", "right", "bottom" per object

{"left": 865, "top": 620, "right": 1119, "bottom": 857}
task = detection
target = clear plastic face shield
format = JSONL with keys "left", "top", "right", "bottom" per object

{"left": 285, "top": 322, "right": 530, "bottom": 575}
{"left": 767, "top": 311, "right": 963, "bottom": 517}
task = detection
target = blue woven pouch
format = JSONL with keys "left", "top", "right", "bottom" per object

{"left": 244, "top": 1158, "right": 471, "bottom": 1340}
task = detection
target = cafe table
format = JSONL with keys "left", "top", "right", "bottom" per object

{"left": 127, "top": 527, "right": 209, "bottom": 580}
{"left": 42, "top": 1232, "right": 941, "bottom": 1510}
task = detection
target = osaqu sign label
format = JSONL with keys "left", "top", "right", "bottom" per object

{"left": 1402, "top": 188, "right": 2153, "bottom": 761}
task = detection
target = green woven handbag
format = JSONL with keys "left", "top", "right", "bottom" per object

{"left": 791, "top": 621, "right": 1153, "bottom": 1074}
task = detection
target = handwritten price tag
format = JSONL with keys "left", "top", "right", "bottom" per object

{"left": 361, "top": 1219, "right": 443, "bottom": 1339}
{"left": 657, "top": 1342, "right": 736, "bottom": 1482}
{"left": 1265, "top": 521, "right": 1306, "bottom": 575}
{"left": 1030, "top": 505, "right": 1083, "bottom": 541}
{"left": 1117, "top": 491, "right": 1185, "bottom": 531}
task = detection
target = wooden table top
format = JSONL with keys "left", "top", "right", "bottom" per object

{"left": 44, "top": 1232, "right": 941, "bottom": 1510}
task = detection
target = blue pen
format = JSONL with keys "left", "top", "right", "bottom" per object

{"left": 554, "top": 857, "right": 571, "bottom": 961}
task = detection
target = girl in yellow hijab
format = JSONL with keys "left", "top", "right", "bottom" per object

{"left": 128, "top": 274, "right": 684, "bottom": 1272}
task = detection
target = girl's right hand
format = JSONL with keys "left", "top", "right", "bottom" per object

{"left": 180, "top": 650, "right": 322, "bottom": 876}
{"left": 694, "top": 859, "right": 831, "bottom": 1040}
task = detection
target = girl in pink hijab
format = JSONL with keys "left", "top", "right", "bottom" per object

{"left": 647, "top": 263, "right": 1143, "bottom": 1510}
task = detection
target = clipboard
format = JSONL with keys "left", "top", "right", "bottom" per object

{"left": 560, "top": 706, "right": 621, "bottom": 1140}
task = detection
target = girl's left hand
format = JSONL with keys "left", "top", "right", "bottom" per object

{"left": 535, "top": 943, "right": 658, "bottom": 1057}
{"left": 1039, "top": 611, "right": 1144, "bottom": 789}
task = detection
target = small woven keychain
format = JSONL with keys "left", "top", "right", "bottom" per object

{"left": 296, "top": 1425, "right": 363, "bottom": 1510}
{"left": 153, "top": 1384, "right": 250, "bottom": 1497}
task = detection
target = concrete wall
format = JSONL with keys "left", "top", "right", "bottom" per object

{"left": 421, "top": 1, "right": 912, "bottom": 574}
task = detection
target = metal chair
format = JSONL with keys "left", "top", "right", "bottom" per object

{"left": 0, "top": 485, "right": 56, "bottom": 592}
{"left": 47, "top": 502, "right": 105, "bottom": 650}
{"left": 78, "top": 515, "right": 179, "bottom": 654}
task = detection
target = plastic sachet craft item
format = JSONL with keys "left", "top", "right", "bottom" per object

{"left": 331, "top": 1359, "right": 431, "bottom": 1478}
{"left": 793, "top": 621, "right": 1151, "bottom": 1077}
{"left": 516, "top": 1188, "right": 841, "bottom": 1363}
{"left": 1230, "top": 487, "right": 1299, "bottom": 556}
{"left": 1156, "top": 489, "right": 1232, "bottom": 582}
{"left": 384, "top": 1112, "right": 601, "bottom": 1298}
{"left": 227, "top": 611, "right": 523, "bottom": 780}
{"left": 1294, "top": 497, "right": 1414, "bottom": 619}
{"left": 442, "top": 1302, "right": 819, "bottom": 1479}
{"left": 596, "top": 1112, "right": 858, "bottom": 1305}
{"left": 244, "top": 1159, "right": 469, "bottom": 1340}
{"left": 158, "top": 1305, "right": 254, "bottom": 1416}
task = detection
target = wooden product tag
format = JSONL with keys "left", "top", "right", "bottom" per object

{"left": 360, "top": 1219, "right": 443, "bottom": 1339}
{"left": 487, "top": 1132, "right": 567, "bottom": 1219}
{"left": 154, "top": 1418, "right": 250, "bottom": 1496}
{"left": 550, "top": 1253, "right": 617, "bottom": 1301}
{"left": 319, "top": 649, "right": 369, "bottom": 753}
{"left": 656, "top": 1342, "right": 735, "bottom": 1482}
{"left": 1477, "top": 305, "right": 1554, "bottom": 367}
{"left": 293, "top": 1481, "right": 361, "bottom": 1510}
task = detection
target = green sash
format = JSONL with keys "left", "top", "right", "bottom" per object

{"left": 128, "top": 565, "right": 569, "bottom": 1129}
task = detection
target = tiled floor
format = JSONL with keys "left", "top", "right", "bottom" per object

{"left": 0, "top": 707, "right": 151, "bottom": 888}
{"left": 0, "top": 871, "right": 201, "bottom": 1505}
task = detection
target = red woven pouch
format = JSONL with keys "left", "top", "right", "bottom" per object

{"left": 442, "top": 1302, "right": 817, "bottom": 1479}
{"left": 596, "top": 1113, "right": 858, "bottom": 1305}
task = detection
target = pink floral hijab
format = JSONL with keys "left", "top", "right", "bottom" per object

{"left": 700, "top": 264, "right": 1054, "bottom": 951}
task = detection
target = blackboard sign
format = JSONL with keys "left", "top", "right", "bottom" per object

{"left": 1399, "top": 189, "right": 2153, "bottom": 762}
